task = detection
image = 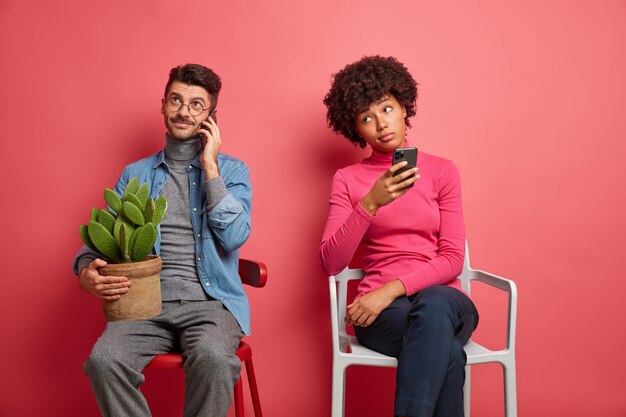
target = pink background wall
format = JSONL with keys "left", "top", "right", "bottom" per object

{"left": 1, "top": 1, "right": 625, "bottom": 416}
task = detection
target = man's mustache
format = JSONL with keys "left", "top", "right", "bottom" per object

{"left": 171, "top": 116, "right": 195, "bottom": 125}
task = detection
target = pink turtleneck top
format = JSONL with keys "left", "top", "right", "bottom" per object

{"left": 320, "top": 147, "right": 465, "bottom": 297}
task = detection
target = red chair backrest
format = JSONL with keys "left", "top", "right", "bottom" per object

{"left": 239, "top": 259, "right": 267, "bottom": 288}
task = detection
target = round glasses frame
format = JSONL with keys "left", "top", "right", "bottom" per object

{"left": 164, "top": 97, "right": 211, "bottom": 117}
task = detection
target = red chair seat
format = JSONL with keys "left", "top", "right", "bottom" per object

{"left": 145, "top": 259, "right": 266, "bottom": 417}
{"left": 146, "top": 341, "right": 261, "bottom": 417}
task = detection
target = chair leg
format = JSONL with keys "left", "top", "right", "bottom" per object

{"left": 463, "top": 365, "right": 471, "bottom": 417}
{"left": 234, "top": 375, "right": 244, "bottom": 417}
{"left": 503, "top": 361, "right": 517, "bottom": 417}
{"left": 244, "top": 357, "right": 263, "bottom": 417}
{"left": 331, "top": 363, "right": 346, "bottom": 417}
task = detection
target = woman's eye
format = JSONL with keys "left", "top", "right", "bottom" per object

{"left": 384, "top": 106, "right": 392, "bottom": 113}
{"left": 362, "top": 116, "right": 372, "bottom": 124}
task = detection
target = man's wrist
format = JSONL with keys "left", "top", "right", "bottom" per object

{"left": 203, "top": 164, "right": 220, "bottom": 179}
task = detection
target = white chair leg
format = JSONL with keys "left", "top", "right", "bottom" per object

{"left": 463, "top": 364, "right": 471, "bottom": 417}
{"left": 503, "top": 361, "right": 517, "bottom": 417}
{"left": 331, "top": 363, "right": 346, "bottom": 417}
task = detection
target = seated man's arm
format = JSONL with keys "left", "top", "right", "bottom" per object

{"left": 204, "top": 161, "right": 252, "bottom": 252}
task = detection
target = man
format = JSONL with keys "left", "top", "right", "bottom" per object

{"left": 72, "top": 63, "right": 252, "bottom": 417}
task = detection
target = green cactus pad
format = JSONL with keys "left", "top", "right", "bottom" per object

{"left": 88, "top": 220, "right": 121, "bottom": 260}
{"left": 79, "top": 176, "right": 166, "bottom": 263}
{"left": 118, "top": 223, "right": 131, "bottom": 262}
{"left": 123, "top": 201, "right": 145, "bottom": 226}
{"left": 123, "top": 177, "right": 140, "bottom": 197}
{"left": 135, "top": 183, "right": 149, "bottom": 208}
{"left": 143, "top": 198, "right": 155, "bottom": 223}
{"left": 153, "top": 196, "right": 168, "bottom": 224}
{"left": 80, "top": 224, "right": 99, "bottom": 252}
{"left": 131, "top": 223, "right": 157, "bottom": 262}
{"left": 128, "top": 223, "right": 140, "bottom": 256}
{"left": 98, "top": 209, "right": 116, "bottom": 234}
{"left": 123, "top": 192, "right": 143, "bottom": 210}
{"left": 114, "top": 216, "right": 135, "bottom": 243}
{"left": 104, "top": 189, "right": 123, "bottom": 214}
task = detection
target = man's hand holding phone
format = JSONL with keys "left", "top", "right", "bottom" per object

{"left": 199, "top": 114, "right": 221, "bottom": 179}
{"left": 359, "top": 159, "right": 419, "bottom": 216}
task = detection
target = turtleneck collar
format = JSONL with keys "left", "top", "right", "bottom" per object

{"left": 164, "top": 134, "right": 202, "bottom": 166}
{"left": 365, "top": 138, "right": 411, "bottom": 165}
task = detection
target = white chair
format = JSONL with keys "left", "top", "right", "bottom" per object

{"left": 329, "top": 244, "right": 517, "bottom": 417}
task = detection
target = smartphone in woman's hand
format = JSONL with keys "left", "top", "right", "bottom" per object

{"left": 392, "top": 147, "right": 418, "bottom": 187}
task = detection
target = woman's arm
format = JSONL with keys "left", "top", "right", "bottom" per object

{"left": 319, "top": 171, "right": 373, "bottom": 275}
{"left": 320, "top": 163, "right": 419, "bottom": 276}
{"left": 397, "top": 161, "right": 465, "bottom": 295}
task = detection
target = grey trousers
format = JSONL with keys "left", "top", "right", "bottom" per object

{"left": 84, "top": 300, "right": 243, "bottom": 417}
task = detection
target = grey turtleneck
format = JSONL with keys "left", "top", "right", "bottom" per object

{"left": 160, "top": 135, "right": 228, "bottom": 301}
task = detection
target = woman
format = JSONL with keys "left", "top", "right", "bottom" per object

{"left": 320, "top": 56, "right": 479, "bottom": 417}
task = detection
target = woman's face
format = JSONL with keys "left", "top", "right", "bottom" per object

{"left": 354, "top": 94, "right": 407, "bottom": 152}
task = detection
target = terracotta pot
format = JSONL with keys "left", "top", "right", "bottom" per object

{"left": 99, "top": 256, "right": 162, "bottom": 321}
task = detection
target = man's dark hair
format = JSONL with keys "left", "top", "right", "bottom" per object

{"left": 323, "top": 56, "right": 418, "bottom": 148}
{"left": 164, "top": 64, "right": 222, "bottom": 111}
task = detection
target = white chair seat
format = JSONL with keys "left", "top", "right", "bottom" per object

{"left": 341, "top": 335, "right": 397, "bottom": 365}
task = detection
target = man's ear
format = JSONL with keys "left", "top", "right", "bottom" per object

{"left": 160, "top": 98, "right": 166, "bottom": 114}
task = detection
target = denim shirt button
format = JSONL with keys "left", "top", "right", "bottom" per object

{"left": 193, "top": 207, "right": 197, "bottom": 212}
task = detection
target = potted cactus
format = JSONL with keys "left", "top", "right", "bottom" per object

{"left": 80, "top": 177, "right": 167, "bottom": 321}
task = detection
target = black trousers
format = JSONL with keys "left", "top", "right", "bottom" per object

{"left": 354, "top": 286, "right": 479, "bottom": 417}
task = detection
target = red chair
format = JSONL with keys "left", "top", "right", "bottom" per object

{"left": 145, "top": 258, "right": 267, "bottom": 417}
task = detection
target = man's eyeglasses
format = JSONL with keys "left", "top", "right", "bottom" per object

{"left": 164, "top": 96, "right": 211, "bottom": 117}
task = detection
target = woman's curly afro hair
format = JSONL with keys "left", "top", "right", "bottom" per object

{"left": 323, "top": 55, "right": 418, "bottom": 148}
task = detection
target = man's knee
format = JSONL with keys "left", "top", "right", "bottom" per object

{"left": 84, "top": 343, "right": 112, "bottom": 376}
{"left": 186, "top": 344, "right": 241, "bottom": 380}
{"left": 84, "top": 342, "right": 134, "bottom": 379}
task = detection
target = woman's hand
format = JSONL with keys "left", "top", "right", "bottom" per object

{"left": 346, "top": 279, "right": 406, "bottom": 327}
{"left": 359, "top": 161, "right": 419, "bottom": 215}
{"left": 199, "top": 115, "right": 221, "bottom": 179}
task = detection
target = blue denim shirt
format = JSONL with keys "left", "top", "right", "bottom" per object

{"left": 73, "top": 150, "right": 253, "bottom": 334}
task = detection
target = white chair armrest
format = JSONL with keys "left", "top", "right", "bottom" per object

{"left": 469, "top": 269, "right": 516, "bottom": 293}
{"left": 467, "top": 269, "right": 518, "bottom": 352}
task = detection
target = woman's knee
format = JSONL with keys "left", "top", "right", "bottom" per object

{"left": 450, "top": 338, "right": 467, "bottom": 368}
{"left": 409, "top": 286, "right": 459, "bottom": 324}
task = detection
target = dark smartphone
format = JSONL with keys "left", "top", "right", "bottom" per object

{"left": 199, "top": 107, "right": 217, "bottom": 143}
{"left": 392, "top": 147, "right": 418, "bottom": 187}
{"left": 208, "top": 106, "right": 217, "bottom": 124}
